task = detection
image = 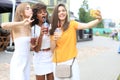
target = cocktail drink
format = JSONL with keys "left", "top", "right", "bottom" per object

{"left": 30, "top": 37, "right": 37, "bottom": 45}
{"left": 55, "top": 28, "right": 62, "bottom": 36}
{"left": 42, "top": 18, "right": 49, "bottom": 34}
{"left": 90, "top": 9, "right": 100, "bottom": 17}
{"left": 43, "top": 22, "right": 49, "bottom": 34}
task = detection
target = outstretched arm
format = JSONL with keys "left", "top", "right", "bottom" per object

{"left": 77, "top": 10, "right": 102, "bottom": 30}
{"left": 1, "top": 15, "right": 34, "bottom": 30}
{"left": 1, "top": 21, "right": 24, "bottom": 30}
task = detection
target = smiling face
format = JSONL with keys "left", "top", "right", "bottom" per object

{"left": 50, "top": 4, "right": 69, "bottom": 35}
{"left": 58, "top": 6, "right": 67, "bottom": 22}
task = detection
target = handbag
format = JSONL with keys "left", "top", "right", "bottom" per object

{"left": 55, "top": 54, "right": 75, "bottom": 78}
{"left": 55, "top": 64, "right": 72, "bottom": 78}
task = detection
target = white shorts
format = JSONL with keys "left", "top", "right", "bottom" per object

{"left": 33, "top": 50, "right": 53, "bottom": 75}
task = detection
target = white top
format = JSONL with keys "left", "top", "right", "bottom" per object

{"left": 31, "top": 25, "right": 50, "bottom": 49}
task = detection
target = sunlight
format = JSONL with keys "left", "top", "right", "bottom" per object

{"left": 70, "top": 0, "right": 120, "bottom": 19}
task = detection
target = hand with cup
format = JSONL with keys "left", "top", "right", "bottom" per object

{"left": 30, "top": 37, "right": 38, "bottom": 51}
{"left": 42, "top": 18, "right": 49, "bottom": 34}
{"left": 53, "top": 28, "right": 62, "bottom": 40}
{"left": 90, "top": 9, "right": 101, "bottom": 20}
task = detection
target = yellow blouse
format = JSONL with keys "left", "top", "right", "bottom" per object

{"left": 51, "top": 20, "right": 79, "bottom": 63}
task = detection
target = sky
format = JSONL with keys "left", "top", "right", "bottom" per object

{"left": 70, "top": 0, "right": 120, "bottom": 20}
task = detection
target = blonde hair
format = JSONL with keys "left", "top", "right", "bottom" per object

{"left": 14, "top": 3, "right": 29, "bottom": 21}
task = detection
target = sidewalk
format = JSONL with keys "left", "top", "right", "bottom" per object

{"left": 0, "top": 36, "right": 120, "bottom": 80}
{"left": 0, "top": 52, "right": 35, "bottom": 80}
{"left": 77, "top": 36, "right": 120, "bottom": 80}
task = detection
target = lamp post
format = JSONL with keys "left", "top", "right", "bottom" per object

{"left": 5, "top": 0, "right": 16, "bottom": 53}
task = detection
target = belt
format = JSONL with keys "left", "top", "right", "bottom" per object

{"left": 40, "top": 48, "right": 50, "bottom": 51}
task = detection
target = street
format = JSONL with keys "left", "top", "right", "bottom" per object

{"left": 0, "top": 36, "right": 120, "bottom": 80}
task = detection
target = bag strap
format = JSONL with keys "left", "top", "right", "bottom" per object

{"left": 71, "top": 57, "right": 75, "bottom": 66}
{"left": 55, "top": 51, "right": 75, "bottom": 66}
{"left": 34, "top": 25, "right": 36, "bottom": 37}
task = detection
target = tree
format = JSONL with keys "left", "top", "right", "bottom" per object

{"left": 79, "top": 8, "right": 86, "bottom": 22}
{"left": 78, "top": 0, "right": 104, "bottom": 28}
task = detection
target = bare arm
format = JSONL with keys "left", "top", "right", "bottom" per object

{"left": 78, "top": 19, "right": 101, "bottom": 30}
{"left": 1, "top": 15, "right": 34, "bottom": 30}
{"left": 50, "top": 29, "right": 63, "bottom": 53}
{"left": 1, "top": 21, "right": 24, "bottom": 30}
{"left": 77, "top": 10, "right": 102, "bottom": 30}
{"left": 50, "top": 39, "right": 56, "bottom": 53}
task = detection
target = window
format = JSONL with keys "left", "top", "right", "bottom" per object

{"left": 57, "top": 0, "right": 67, "bottom": 4}
{"left": 50, "top": 0, "right": 54, "bottom": 5}
{"left": 63, "top": 0, "right": 66, "bottom": 3}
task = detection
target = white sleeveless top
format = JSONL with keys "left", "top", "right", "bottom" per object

{"left": 31, "top": 25, "right": 50, "bottom": 49}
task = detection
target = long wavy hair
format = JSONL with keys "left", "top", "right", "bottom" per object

{"left": 14, "top": 3, "right": 29, "bottom": 22}
{"left": 50, "top": 3, "right": 69, "bottom": 35}
{"left": 31, "top": 3, "right": 49, "bottom": 26}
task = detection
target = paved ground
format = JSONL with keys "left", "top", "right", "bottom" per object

{"left": 0, "top": 36, "right": 120, "bottom": 80}
{"left": 77, "top": 36, "right": 120, "bottom": 80}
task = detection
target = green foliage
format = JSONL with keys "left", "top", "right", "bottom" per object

{"left": 78, "top": 8, "right": 86, "bottom": 22}
{"left": 117, "top": 74, "right": 120, "bottom": 80}
{"left": 78, "top": 0, "right": 104, "bottom": 28}
{"left": 97, "top": 21, "right": 104, "bottom": 28}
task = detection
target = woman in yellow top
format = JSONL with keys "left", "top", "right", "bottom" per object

{"left": 50, "top": 3, "right": 102, "bottom": 80}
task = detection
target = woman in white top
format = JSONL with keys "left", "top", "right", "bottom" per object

{"left": 31, "top": 3, "right": 54, "bottom": 80}
{"left": 1, "top": 3, "right": 33, "bottom": 80}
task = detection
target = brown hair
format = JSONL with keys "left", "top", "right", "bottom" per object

{"left": 50, "top": 3, "right": 69, "bottom": 35}
{"left": 31, "top": 2, "right": 49, "bottom": 26}
{"left": 14, "top": 3, "right": 29, "bottom": 21}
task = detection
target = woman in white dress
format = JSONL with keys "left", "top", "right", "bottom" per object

{"left": 1, "top": 3, "right": 33, "bottom": 80}
{"left": 31, "top": 3, "right": 54, "bottom": 80}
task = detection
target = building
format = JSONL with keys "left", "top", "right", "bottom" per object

{"left": 40, "top": 0, "right": 70, "bottom": 18}
{"left": 0, "top": 0, "right": 70, "bottom": 24}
